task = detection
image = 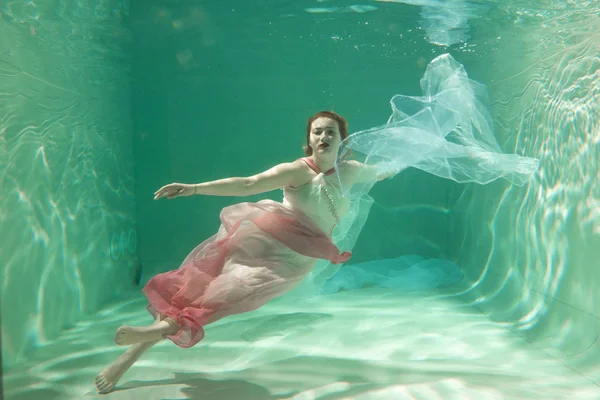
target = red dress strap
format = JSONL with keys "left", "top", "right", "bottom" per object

{"left": 300, "top": 157, "right": 335, "bottom": 176}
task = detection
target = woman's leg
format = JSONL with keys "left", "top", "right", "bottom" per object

{"left": 114, "top": 317, "right": 179, "bottom": 346}
{"left": 95, "top": 337, "right": 162, "bottom": 394}
{"left": 96, "top": 315, "right": 179, "bottom": 394}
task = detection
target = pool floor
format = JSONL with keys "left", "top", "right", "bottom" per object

{"left": 5, "top": 287, "right": 600, "bottom": 399}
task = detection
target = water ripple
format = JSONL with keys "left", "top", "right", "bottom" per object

{"left": 0, "top": 0, "right": 137, "bottom": 368}
{"left": 454, "top": 1, "right": 600, "bottom": 382}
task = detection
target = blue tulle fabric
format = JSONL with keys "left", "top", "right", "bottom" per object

{"left": 336, "top": 53, "right": 540, "bottom": 201}
{"left": 288, "top": 54, "right": 539, "bottom": 297}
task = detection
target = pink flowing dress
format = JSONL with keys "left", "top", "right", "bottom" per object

{"left": 142, "top": 157, "right": 352, "bottom": 347}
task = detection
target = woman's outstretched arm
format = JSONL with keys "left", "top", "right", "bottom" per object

{"left": 154, "top": 160, "right": 307, "bottom": 200}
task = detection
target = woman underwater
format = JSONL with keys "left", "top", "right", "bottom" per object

{"left": 94, "top": 110, "right": 393, "bottom": 394}
{"left": 94, "top": 53, "right": 540, "bottom": 394}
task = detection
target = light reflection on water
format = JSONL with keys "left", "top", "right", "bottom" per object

{"left": 452, "top": 0, "right": 600, "bottom": 383}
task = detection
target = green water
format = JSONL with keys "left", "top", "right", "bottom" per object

{"left": 1, "top": 0, "right": 600, "bottom": 399}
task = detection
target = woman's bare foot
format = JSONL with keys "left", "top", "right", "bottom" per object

{"left": 95, "top": 338, "right": 161, "bottom": 394}
{"left": 114, "top": 319, "right": 178, "bottom": 346}
{"left": 95, "top": 357, "right": 128, "bottom": 394}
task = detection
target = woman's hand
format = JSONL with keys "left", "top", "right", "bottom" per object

{"left": 154, "top": 183, "right": 195, "bottom": 200}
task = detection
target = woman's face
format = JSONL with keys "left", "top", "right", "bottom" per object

{"left": 309, "top": 117, "right": 342, "bottom": 157}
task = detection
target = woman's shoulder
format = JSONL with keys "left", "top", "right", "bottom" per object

{"left": 271, "top": 158, "right": 311, "bottom": 174}
{"left": 337, "top": 159, "right": 363, "bottom": 175}
{"left": 335, "top": 159, "right": 367, "bottom": 186}
{"left": 284, "top": 158, "right": 318, "bottom": 188}
{"left": 339, "top": 159, "right": 361, "bottom": 168}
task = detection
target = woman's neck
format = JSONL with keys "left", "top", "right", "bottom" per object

{"left": 310, "top": 154, "right": 335, "bottom": 173}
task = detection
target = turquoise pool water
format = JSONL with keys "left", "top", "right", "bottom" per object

{"left": 1, "top": 0, "right": 599, "bottom": 398}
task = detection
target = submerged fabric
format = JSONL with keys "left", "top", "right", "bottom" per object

{"left": 144, "top": 54, "right": 540, "bottom": 346}
{"left": 296, "top": 53, "right": 540, "bottom": 295}
{"left": 321, "top": 255, "right": 465, "bottom": 294}
{"left": 335, "top": 53, "right": 540, "bottom": 201}
{"left": 143, "top": 159, "right": 350, "bottom": 347}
